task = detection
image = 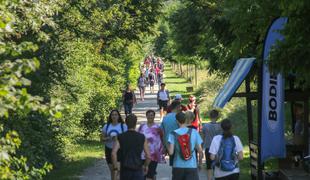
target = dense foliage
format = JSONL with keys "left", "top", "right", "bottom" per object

{"left": 1, "top": 0, "right": 163, "bottom": 179}
{"left": 155, "top": 0, "right": 310, "bottom": 87}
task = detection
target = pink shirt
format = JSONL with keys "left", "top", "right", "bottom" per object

{"left": 138, "top": 123, "right": 165, "bottom": 163}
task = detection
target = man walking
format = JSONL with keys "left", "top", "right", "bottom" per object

{"left": 160, "top": 101, "right": 182, "bottom": 166}
{"left": 112, "top": 114, "right": 151, "bottom": 180}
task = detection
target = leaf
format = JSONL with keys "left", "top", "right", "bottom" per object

{"left": 54, "top": 111, "right": 62, "bottom": 119}
{"left": 0, "top": 89, "right": 8, "bottom": 96}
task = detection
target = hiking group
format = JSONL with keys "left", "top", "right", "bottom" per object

{"left": 100, "top": 55, "right": 244, "bottom": 180}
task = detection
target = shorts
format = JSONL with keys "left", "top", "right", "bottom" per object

{"left": 105, "top": 146, "right": 121, "bottom": 164}
{"left": 139, "top": 86, "right": 145, "bottom": 91}
{"left": 205, "top": 148, "right": 212, "bottom": 169}
{"left": 120, "top": 168, "right": 144, "bottom": 180}
{"left": 150, "top": 81, "right": 155, "bottom": 86}
{"left": 158, "top": 100, "right": 168, "bottom": 111}
{"left": 172, "top": 167, "right": 199, "bottom": 180}
{"left": 145, "top": 161, "right": 158, "bottom": 178}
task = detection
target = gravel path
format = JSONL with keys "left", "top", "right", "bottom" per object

{"left": 79, "top": 85, "right": 208, "bottom": 180}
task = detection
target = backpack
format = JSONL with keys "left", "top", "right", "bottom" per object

{"left": 149, "top": 73, "right": 155, "bottom": 81}
{"left": 172, "top": 128, "right": 193, "bottom": 160}
{"left": 216, "top": 136, "right": 238, "bottom": 171}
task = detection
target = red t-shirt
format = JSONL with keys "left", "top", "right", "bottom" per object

{"left": 187, "top": 104, "right": 201, "bottom": 131}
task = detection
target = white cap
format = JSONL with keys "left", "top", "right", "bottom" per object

{"left": 175, "top": 94, "right": 183, "bottom": 100}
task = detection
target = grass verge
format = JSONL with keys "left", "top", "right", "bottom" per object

{"left": 44, "top": 138, "right": 103, "bottom": 180}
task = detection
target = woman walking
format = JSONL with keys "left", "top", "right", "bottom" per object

{"left": 209, "top": 119, "right": 244, "bottom": 180}
{"left": 101, "top": 110, "right": 128, "bottom": 180}
{"left": 137, "top": 73, "right": 146, "bottom": 101}
{"left": 138, "top": 110, "right": 165, "bottom": 180}
{"left": 186, "top": 95, "right": 201, "bottom": 131}
{"left": 122, "top": 83, "right": 136, "bottom": 117}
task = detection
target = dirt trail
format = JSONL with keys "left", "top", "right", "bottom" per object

{"left": 79, "top": 85, "right": 207, "bottom": 180}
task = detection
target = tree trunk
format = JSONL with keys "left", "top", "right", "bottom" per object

{"left": 195, "top": 65, "right": 198, "bottom": 88}
{"left": 180, "top": 63, "right": 183, "bottom": 75}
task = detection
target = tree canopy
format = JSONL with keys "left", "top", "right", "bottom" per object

{"left": 155, "top": 0, "right": 310, "bottom": 87}
{"left": 1, "top": 0, "right": 163, "bottom": 179}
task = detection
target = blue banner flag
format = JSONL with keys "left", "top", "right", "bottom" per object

{"left": 213, "top": 58, "right": 255, "bottom": 108}
{"left": 261, "top": 17, "right": 287, "bottom": 162}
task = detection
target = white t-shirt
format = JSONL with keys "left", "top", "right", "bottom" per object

{"left": 209, "top": 135, "right": 243, "bottom": 178}
{"left": 158, "top": 90, "right": 169, "bottom": 101}
{"left": 102, "top": 123, "right": 127, "bottom": 148}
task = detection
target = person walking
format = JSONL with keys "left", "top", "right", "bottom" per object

{"left": 157, "top": 83, "right": 170, "bottom": 120}
{"left": 157, "top": 72, "right": 163, "bottom": 89}
{"left": 209, "top": 119, "right": 244, "bottom": 180}
{"left": 202, "top": 109, "right": 222, "bottom": 180}
{"left": 148, "top": 69, "right": 156, "bottom": 94}
{"left": 160, "top": 101, "right": 182, "bottom": 166}
{"left": 122, "top": 83, "right": 137, "bottom": 117}
{"left": 112, "top": 114, "right": 151, "bottom": 180}
{"left": 101, "top": 110, "right": 128, "bottom": 180}
{"left": 138, "top": 110, "right": 165, "bottom": 180}
{"left": 186, "top": 95, "right": 201, "bottom": 131}
{"left": 167, "top": 112, "right": 203, "bottom": 180}
{"left": 166, "top": 94, "right": 187, "bottom": 113}
{"left": 138, "top": 73, "right": 146, "bottom": 101}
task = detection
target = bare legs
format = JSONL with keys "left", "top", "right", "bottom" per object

{"left": 139, "top": 86, "right": 145, "bottom": 101}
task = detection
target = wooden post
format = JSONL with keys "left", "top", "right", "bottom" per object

{"left": 303, "top": 100, "right": 309, "bottom": 155}
{"left": 195, "top": 65, "right": 198, "bottom": 88}
{"left": 246, "top": 77, "right": 253, "bottom": 141}
{"left": 191, "top": 65, "right": 193, "bottom": 83}
{"left": 187, "top": 64, "right": 189, "bottom": 79}
{"left": 180, "top": 63, "right": 183, "bottom": 76}
{"left": 257, "top": 62, "right": 264, "bottom": 180}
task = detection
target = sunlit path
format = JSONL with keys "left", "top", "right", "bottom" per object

{"left": 79, "top": 70, "right": 208, "bottom": 180}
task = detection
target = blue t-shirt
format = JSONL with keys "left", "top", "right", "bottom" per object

{"left": 168, "top": 127, "right": 203, "bottom": 168}
{"left": 160, "top": 112, "right": 178, "bottom": 148}
{"left": 102, "top": 123, "right": 127, "bottom": 148}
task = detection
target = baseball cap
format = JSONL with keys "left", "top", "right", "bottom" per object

{"left": 174, "top": 94, "right": 183, "bottom": 100}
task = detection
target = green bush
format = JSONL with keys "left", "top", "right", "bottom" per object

{"left": 1, "top": 0, "right": 164, "bottom": 179}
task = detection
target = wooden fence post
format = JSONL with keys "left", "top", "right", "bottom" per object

{"left": 187, "top": 64, "right": 189, "bottom": 79}
{"left": 195, "top": 65, "right": 198, "bottom": 88}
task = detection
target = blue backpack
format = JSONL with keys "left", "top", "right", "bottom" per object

{"left": 216, "top": 136, "right": 238, "bottom": 171}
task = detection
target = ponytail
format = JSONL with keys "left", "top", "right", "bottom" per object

{"left": 221, "top": 119, "right": 233, "bottom": 139}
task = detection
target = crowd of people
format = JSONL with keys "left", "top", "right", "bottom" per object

{"left": 138, "top": 55, "right": 165, "bottom": 100}
{"left": 101, "top": 55, "right": 244, "bottom": 180}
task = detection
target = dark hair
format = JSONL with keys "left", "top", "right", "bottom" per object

{"left": 221, "top": 118, "right": 233, "bottom": 138}
{"left": 126, "top": 114, "right": 137, "bottom": 129}
{"left": 209, "top": 109, "right": 219, "bottom": 119}
{"left": 146, "top": 109, "right": 155, "bottom": 116}
{"left": 107, "top": 109, "right": 123, "bottom": 124}
{"left": 170, "top": 101, "right": 181, "bottom": 111}
{"left": 160, "top": 82, "right": 166, "bottom": 86}
{"left": 176, "top": 112, "right": 186, "bottom": 124}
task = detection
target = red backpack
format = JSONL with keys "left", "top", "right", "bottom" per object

{"left": 173, "top": 128, "right": 193, "bottom": 160}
